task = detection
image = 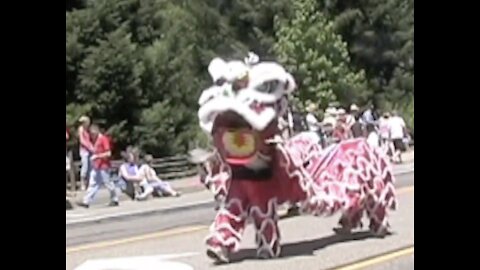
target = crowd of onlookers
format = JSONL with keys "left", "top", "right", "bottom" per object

{"left": 66, "top": 116, "right": 180, "bottom": 209}
{"left": 282, "top": 103, "right": 412, "bottom": 163}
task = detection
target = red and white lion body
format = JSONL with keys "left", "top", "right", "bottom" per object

{"left": 195, "top": 57, "right": 396, "bottom": 263}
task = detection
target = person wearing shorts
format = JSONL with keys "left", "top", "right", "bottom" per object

{"left": 388, "top": 111, "right": 407, "bottom": 163}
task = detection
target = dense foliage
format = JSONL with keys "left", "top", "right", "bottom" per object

{"left": 66, "top": 0, "right": 414, "bottom": 156}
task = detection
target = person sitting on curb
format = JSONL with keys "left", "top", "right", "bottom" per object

{"left": 136, "top": 154, "right": 181, "bottom": 201}
{"left": 117, "top": 150, "right": 143, "bottom": 200}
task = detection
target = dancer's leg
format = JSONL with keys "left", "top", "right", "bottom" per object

{"left": 365, "top": 195, "right": 389, "bottom": 237}
{"left": 205, "top": 181, "right": 248, "bottom": 263}
{"left": 335, "top": 194, "right": 364, "bottom": 234}
{"left": 249, "top": 190, "right": 281, "bottom": 259}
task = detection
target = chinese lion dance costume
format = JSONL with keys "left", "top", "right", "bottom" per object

{"left": 194, "top": 54, "right": 397, "bottom": 263}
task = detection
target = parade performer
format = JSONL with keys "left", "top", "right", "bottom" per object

{"left": 196, "top": 56, "right": 397, "bottom": 263}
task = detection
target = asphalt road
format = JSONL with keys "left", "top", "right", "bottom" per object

{"left": 67, "top": 171, "right": 413, "bottom": 247}
{"left": 364, "top": 253, "right": 413, "bottom": 270}
{"left": 66, "top": 171, "right": 413, "bottom": 270}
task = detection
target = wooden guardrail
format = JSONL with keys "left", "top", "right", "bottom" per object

{"left": 65, "top": 152, "right": 197, "bottom": 192}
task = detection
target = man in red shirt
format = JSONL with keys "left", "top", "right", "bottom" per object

{"left": 78, "top": 124, "right": 119, "bottom": 208}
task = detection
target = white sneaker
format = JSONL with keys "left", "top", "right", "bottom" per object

{"left": 136, "top": 186, "right": 154, "bottom": 201}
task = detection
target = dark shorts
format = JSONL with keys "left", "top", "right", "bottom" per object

{"left": 393, "top": 139, "right": 406, "bottom": 152}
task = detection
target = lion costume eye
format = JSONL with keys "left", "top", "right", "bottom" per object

{"left": 255, "top": 80, "right": 280, "bottom": 94}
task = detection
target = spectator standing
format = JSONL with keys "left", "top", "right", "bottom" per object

{"left": 305, "top": 104, "right": 319, "bottom": 132}
{"left": 305, "top": 103, "right": 322, "bottom": 144}
{"left": 346, "top": 104, "right": 359, "bottom": 129}
{"left": 321, "top": 107, "right": 337, "bottom": 145}
{"left": 291, "top": 109, "right": 307, "bottom": 134}
{"left": 78, "top": 124, "right": 119, "bottom": 208}
{"left": 66, "top": 128, "right": 71, "bottom": 172}
{"left": 350, "top": 114, "right": 365, "bottom": 138}
{"left": 366, "top": 123, "right": 380, "bottom": 148}
{"left": 323, "top": 107, "right": 337, "bottom": 127}
{"left": 379, "top": 113, "right": 391, "bottom": 145}
{"left": 278, "top": 109, "right": 292, "bottom": 139}
{"left": 389, "top": 111, "right": 407, "bottom": 163}
{"left": 378, "top": 112, "right": 395, "bottom": 158}
{"left": 77, "top": 116, "right": 94, "bottom": 191}
{"left": 333, "top": 109, "right": 351, "bottom": 141}
{"left": 361, "top": 105, "right": 376, "bottom": 125}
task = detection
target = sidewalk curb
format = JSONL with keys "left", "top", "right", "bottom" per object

{"left": 66, "top": 185, "right": 205, "bottom": 210}
{"left": 67, "top": 199, "right": 215, "bottom": 229}
{"left": 395, "top": 168, "right": 414, "bottom": 176}
{"left": 66, "top": 168, "right": 414, "bottom": 228}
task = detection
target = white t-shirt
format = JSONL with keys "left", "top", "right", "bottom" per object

{"left": 345, "top": 114, "right": 355, "bottom": 127}
{"left": 139, "top": 164, "right": 158, "bottom": 181}
{"left": 378, "top": 118, "right": 390, "bottom": 139}
{"left": 367, "top": 132, "right": 380, "bottom": 148}
{"left": 306, "top": 113, "right": 319, "bottom": 132}
{"left": 389, "top": 116, "right": 406, "bottom": 139}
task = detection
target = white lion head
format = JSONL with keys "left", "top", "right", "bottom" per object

{"left": 198, "top": 59, "right": 296, "bottom": 134}
{"left": 197, "top": 57, "right": 296, "bottom": 167}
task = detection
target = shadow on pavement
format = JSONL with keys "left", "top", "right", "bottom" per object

{"left": 229, "top": 231, "right": 388, "bottom": 264}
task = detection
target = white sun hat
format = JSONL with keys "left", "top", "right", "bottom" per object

{"left": 325, "top": 107, "right": 337, "bottom": 115}
{"left": 306, "top": 103, "right": 318, "bottom": 112}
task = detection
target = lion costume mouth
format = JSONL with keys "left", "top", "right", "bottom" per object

{"left": 211, "top": 110, "right": 275, "bottom": 166}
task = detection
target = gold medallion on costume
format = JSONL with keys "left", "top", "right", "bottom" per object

{"left": 222, "top": 129, "right": 257, "bottom": 160}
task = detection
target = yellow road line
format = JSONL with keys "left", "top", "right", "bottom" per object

{"left": 66, "top": 225, "right": 208, "bottom": 254}
{"left": 67, "top": 186, "right": 413, "bottom": 254}
{"left": 333, "top": 246, "right": 414, "bottom": 270}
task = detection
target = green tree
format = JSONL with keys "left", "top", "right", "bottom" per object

{"left": 77, "top": 26, "right": 145, "bottom": 149}
{"left": 273, "top": 0, "right": 368, "bottom": 109}
{"left": 218, "top": 0, "right": 293, "bottom": 57}
{"left": 66, "top": 0, "right": 414, "bottom": 157}
{"left": 318, "top": 0, "right": 414, "bottom": 122}
{"left": 66, "top": 0, "right": 243, "bottom": 156}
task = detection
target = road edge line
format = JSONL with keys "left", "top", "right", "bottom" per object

{"left": 329, "top": 246, "right": 414, "bottom": 270}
